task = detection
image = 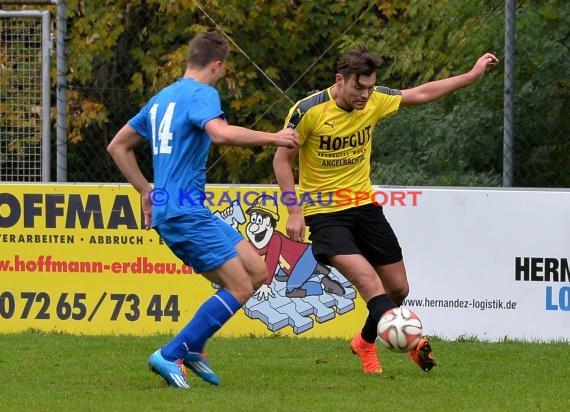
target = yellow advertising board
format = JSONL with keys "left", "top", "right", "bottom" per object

{"left": 0, "top": 183, "right": 363, "bottom": 337}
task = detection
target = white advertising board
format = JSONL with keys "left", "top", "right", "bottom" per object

{"left": 381, "top": 187, "right": 570, "bottom": 341}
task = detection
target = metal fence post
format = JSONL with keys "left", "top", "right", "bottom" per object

{"left": 56, "top": 0, "right": 68, "bottom": 182}
{"left": 503, "top": 0, "right": 516, "bottom": 187}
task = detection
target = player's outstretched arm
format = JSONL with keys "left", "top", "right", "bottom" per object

{"left": 205, "top": 117, "right": 299, "bottom": 148}
{"left": 400, "top": 53, "right": 499, "bottom": 107}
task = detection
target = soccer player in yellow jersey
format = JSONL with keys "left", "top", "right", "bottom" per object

{"left": 273, "top": 46, "right": 498, "bottom": 374}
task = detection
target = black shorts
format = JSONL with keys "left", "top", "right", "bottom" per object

{"left": 305, "top": 203, "right": 402, "bottom": 266}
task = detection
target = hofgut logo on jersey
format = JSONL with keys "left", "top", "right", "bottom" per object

{"left": 318, "top": 125, "right": 372, "bottom": 150}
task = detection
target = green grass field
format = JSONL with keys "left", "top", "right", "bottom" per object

{"left": 1, "top": 331, "right": 568, "bottom": 411}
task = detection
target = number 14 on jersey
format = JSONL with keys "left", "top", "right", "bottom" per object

{"left": 149, "top": 103, "right": 175, "bottom": 155}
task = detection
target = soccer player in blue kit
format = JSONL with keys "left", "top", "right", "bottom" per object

{"left": 107, "top": 32, "right": 299, "bottom": 388}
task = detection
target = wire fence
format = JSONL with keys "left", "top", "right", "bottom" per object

{"left": 1, "top": 1, "right": 569, "bottom": 188}
{"left": 0, "top": 10, "right": 50, "bottom": 181}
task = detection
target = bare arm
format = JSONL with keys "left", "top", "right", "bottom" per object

{"left": 273, "top": 145, "right": 305, "bottom": 242}
{"left": 205, "top": 117, "right": 299, "bottom": 149}
{"left": 401, "top": 53, "right": 499, "bottom": 107}
{"left": 107, "top": 124, "right": 153, "bottom": 229}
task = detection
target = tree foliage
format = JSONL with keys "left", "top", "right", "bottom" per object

{"left": 342, "top": 0, "right": 569, "bottom": 187}
{"left": 60, "top": 0, "right": 569, "bottom": 187}
{"left": 64, "top": 0, "right": 378, "bottom": 182}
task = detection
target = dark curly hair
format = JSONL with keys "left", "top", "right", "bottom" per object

{"left": 336, "top": 45, "right": 384, "bottom": 80}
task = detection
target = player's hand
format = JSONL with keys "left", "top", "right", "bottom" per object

{"left": 274, "top": 128, "right": 300, "bottom": 149}
{"left": 286, "top": 212, "right": 306, "bottom": 242}
{"left": 141, "top": 192, "right": 152, "bottom": 230}
{"left": 470, "top": 53, "right": 500, "bottom": 82}
{"left": 253, "top": 284, "right": 275, "bottom": 301}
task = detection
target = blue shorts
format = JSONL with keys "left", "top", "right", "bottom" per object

{"left": 155, "top": 208, "right": 243, "bottom": 273}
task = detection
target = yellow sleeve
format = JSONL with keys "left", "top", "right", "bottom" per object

{"left": 372, "top": 89, "right": 402, "bottom": 121}
{"left": 283, "top": 102, "right": 315, "bottom": 146}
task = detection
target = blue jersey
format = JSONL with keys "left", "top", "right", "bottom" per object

{"left": 128, "top": 77, "right": 223, "bottom": 227}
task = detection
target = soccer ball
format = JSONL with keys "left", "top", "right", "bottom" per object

{"left": 377, "top": 307, "right": 423, "bottom": 353}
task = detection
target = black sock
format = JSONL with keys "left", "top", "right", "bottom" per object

{"left": 361, "top": 294, "right": 398, "bottom": 343}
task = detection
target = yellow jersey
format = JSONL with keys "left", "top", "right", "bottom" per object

{"left": 284, "top": 86, "right": 401, "bottom": 216}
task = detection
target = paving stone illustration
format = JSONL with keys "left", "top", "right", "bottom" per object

{"left": 299, "top": 295, "right": 336, "bottom": 323}
{"left": 274, "top": 302, "right": 314, "bottom": 334}
{"left": 240, "top": 260, "right": 358, "bottom": 333}
{"left": 329, "top": 294, "right": 356, "bottom": 314}
{"left": 244, "top": 299, "right": 289, "bottom": 331}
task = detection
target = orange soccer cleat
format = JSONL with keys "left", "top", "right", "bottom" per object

{"left": 407, "top": 338, "right": 437, "bottom": 372}
{"left": 350, "top": 332, "right": 382, "bottom": 374}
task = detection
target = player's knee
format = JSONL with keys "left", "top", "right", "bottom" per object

{"left": 228, "top": 285, "right": 254, "bottom": 304}
{"left": 389, "top": 284, "right": 409, "bottom": 306}
{"left": 221, "top": 274, "right": 255, "bottom": 303}
{"left": 250, "top": 265, "right": 268, "bottom": 290}
{"left": 243, "top": 255, "right": 268, "bottom": 288}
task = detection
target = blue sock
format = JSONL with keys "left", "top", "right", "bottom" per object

{"left": 161, "top": 289, "right": 242, "bottom": 360}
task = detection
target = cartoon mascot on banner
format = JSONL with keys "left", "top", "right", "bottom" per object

{"left": 214, "top": 194, "right": 356, "bottom": 334}
{"left": 245, "top": 195, "right": 345, "bottom": 300}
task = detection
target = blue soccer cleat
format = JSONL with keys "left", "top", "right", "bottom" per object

{"left": 148, "top": 349, "right": 190, "bottom": 388}
{"left": 183, "top": 351, "right": 221, "bottom": 385}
